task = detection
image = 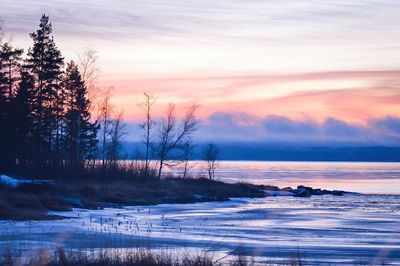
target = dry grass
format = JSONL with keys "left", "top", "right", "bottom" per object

{"left": 0, "top": 184, "right": 70, "bottom": 220}
{"left": 0, "top": 169, "right": 265, "bottom": 220}
{"left": 60, "top": 176, "right": 265, "bottom": 207}
{"left": 0, "top": 248, "right": 308, "bottom": 266}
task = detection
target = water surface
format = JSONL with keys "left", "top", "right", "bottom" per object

{"left": 173, "top": 161, "right": 400, "bottom": 194}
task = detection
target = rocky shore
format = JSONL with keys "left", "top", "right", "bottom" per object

{"left": 262, "top": 185, "right": 351, "bottom": 197}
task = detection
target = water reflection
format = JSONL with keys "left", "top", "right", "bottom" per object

{"left": 169, "top": 161, "right": 400, "bottom": 193}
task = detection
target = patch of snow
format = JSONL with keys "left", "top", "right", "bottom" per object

{"left": 60, "top": 197, "right": 83, "bottom": 207}
{"left": 263, "top": 190, "right": 294, "bottom": 196}
{"left": 0, "top": 174, "right": 55, "bottom": 188}
{"left": 0, "top": 175, "right": 21, "bottom": 188}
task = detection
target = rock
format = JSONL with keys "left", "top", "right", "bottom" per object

{"left": 293, "top": 188, "right": 311, "bottom": 197}
{"left": 321, "top": 189, "right": 332, "bottom": 195}
{"left": 193, "top": 194, "right": 205, "bottom": 200}
{"left": 262, "top": 185, "right": 280, "bottom": 191}
{"left": 262, "top": 184, "right": 352, "bottom": 198}
{"left": 297, "top": 185, "right": 313, "bottom": 194}
{"left": 311, "top": 188, "right": 324, "bottom": 195}
{"left": 332, "top": 190, "right": 344, "bottom": 196}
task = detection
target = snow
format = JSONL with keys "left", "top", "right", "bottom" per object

{"left": 263, "top": 190, "right": 294, "bottom": 196}
{"left": 0, "top": 175, "right": 55, "bottom": 188}
{"left": 0, "top": 175, "right": 21, "bottom": 188}
{"left": 1, "top": 194, "right": 399, "bottom": 264}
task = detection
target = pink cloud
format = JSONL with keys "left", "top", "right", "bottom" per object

{"left": 99, "top": 70, "right": 400, "bottom": 124}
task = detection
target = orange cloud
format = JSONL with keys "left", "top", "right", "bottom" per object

{"left": 102, "top": 70, "right": 400, "bottom": 123}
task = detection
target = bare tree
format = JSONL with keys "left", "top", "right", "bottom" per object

{"left": 156, "top": 104, "right": 198, "bottom": 179}
{"left": 181, "top": 140, "right": 196, "bottom": 178}
{"left": 107, "top": 111, "right": 126, "bottom": 163}
{"left": 78, "top": 48, "right": 100, "bottom": 111}
{"left": 203, "top": 143, "right": 219, "bottom": 180}
{"left": 97, "top": 88, "right": 113, "bottom": 167}
{"left": 138, "top": 92, "right": 157, "bottom": 176}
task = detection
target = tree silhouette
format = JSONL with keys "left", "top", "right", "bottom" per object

{"left": 26, "top": 14, "right": 64, "bottom": 171}
{"left": 107, "top": 111, "right": 126, "bottom": 164}
{"left": 0, "top": 15, "right": 101, "bottom": 178}
{"left": 0, "top": 42, "right": 24, "bottom": 171}
{"left": 0, "top": 42, "right": 23, "bottom": 99}
{"left": 13, "top": 67, "right": 36, "bottom": 172}
{"left": 63, "top": 61, "right": 98, "bottom": 167}
{"left": 0, "top": 14, "right": 203, "bottom": 182}
{"left": 203, "top": 143, "right": 219, "bottom": 180}
{"left": 139, "top": 92, "right": 157, "bottom": 176}
{"left": 155, "top": 104, "right": 198, "bottom": 179}
{"left": 98, "top": 88, "right": 113, "bottom": 167}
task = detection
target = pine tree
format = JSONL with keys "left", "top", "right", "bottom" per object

{"left": 0, "top": 42, "right": 23, "bottom": 171}
{"left": 63, "top": 61, "right": 98, "bottom": 167}
{"left": 26, "top": 14, "right": 64, "bottom": 170}
{"left": 0, "top": 46, "right": 7, "bottom": 172}
{"left": 13, "top": 67, "right": 36, "bottom": 171}
{"left": 0, "top": 42, "right": 23, "bottom": 99}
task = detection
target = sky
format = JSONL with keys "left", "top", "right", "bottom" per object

{"left": 1, "top": 0, "right": 400, "bottom": 145}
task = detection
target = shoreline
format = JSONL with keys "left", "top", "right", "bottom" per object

{"left": 1, "top": 174, "right": 351, "bottom": 221}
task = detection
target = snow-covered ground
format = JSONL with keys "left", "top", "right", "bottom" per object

{"left": 0, "top": 175, "right": 24, "bottom": 188}
{"left": 1, "top": 194, "right": 399, "bottom": 264}
{"left": 0, "top": 175, "right": 54, "bottom": 188}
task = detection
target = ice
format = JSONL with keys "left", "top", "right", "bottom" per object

{"left": 1, "top": 161, "right": 400, "bottom": 263}
{"left": 0, "top": 194, "right": 399, "bottom": 264}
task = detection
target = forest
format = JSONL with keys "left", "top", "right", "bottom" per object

{"left": 0, "top": 15, "right": 215, "bottom": 181}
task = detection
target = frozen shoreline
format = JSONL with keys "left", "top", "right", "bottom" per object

{"left": 2, "top": 161, "right": 400, "bottom": 264}
{"left": 0, "top": 173, "right": 354, "bottom": 221}
{"left": 1, "top": 194, "right": 399, "bottom": 264}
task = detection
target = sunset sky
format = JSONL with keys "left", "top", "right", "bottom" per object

{"left": 1, "top": 0, "right": 400, "bottom": 144}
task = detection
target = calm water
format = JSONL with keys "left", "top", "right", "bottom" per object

{"left": 172, "top": 161, "right": 400, "bottom": 194}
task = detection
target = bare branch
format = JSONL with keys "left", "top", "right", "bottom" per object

{"left": 77, "top": 48, "right": 100, "bottom": 111}
{"left": 138, "top": 92, "right": 157, "bottom": 177}
{"left": 203, "top": 143, "right": 220, "bottom": 180}
{"left": 107, "top": 110, "right": 126, "bottom": 163}
{"left": 155, "top": 103, "right": 199, "bottom": 179}
{"left": 97, "top": 87, "right": 114, "bottom": 167}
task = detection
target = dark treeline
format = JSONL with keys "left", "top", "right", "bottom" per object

{"left": 0, "top": 15, "right": 218, "bottom": 181}
{"left": 0, "top": 15, "right": 99, "bottom": 179}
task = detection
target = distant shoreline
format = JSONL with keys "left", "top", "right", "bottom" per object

{"left": 165, "top": 159, "right": 400, "bottom": 163}
{"left": 123, "top": 142, "right": 400, "bottom": 162}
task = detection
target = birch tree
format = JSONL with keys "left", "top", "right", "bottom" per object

{"left": 138, "top": 92, "right": 157, "bottom": 176}
{"left": 155, "top": 104, "right": 198, "bottom": 179}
